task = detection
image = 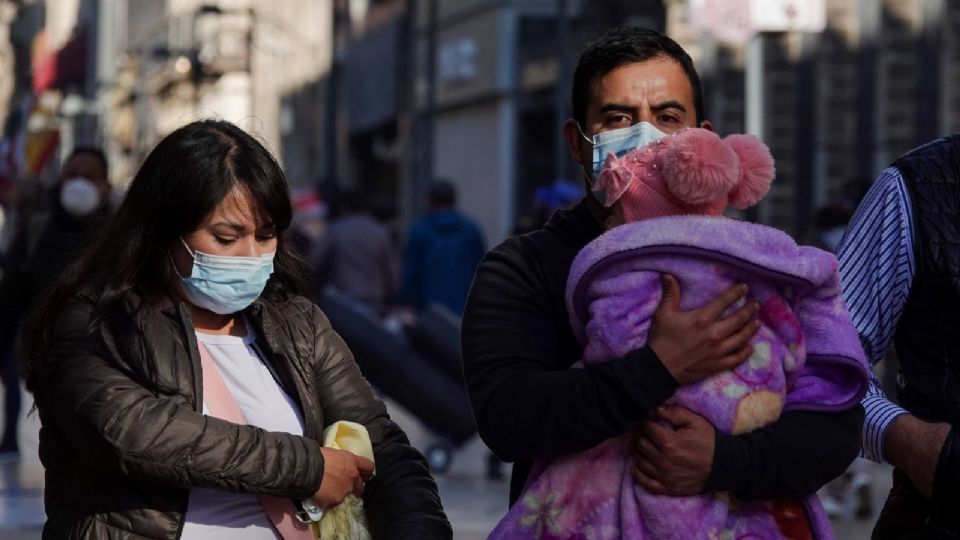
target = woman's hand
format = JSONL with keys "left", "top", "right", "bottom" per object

{"left": 313, "top": 447, "right": 376, "bottom": 508}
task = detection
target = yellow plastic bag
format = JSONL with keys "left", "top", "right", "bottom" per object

{"left": 308, "top": 421, "right": 374, "bottom": 540}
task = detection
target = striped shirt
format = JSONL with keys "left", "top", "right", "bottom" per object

{"left": 836, "top": 166, "right": 914, "bottom": 463}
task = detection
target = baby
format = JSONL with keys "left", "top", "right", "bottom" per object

{"left": 490, "top": 128, "right": 869, "bottom": 540}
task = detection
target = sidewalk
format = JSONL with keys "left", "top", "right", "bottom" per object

{"left": 0, "top": 389, "right": 511, "bottom": 539}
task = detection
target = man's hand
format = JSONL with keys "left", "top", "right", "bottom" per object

{"left": 313, "top": 447, "right": 376, "bottom": 508}
{"left": 648, "top": 274, "right": 760, "bottom": 385}
{"left": 631, "top": 405, "right": 716, "bottom": 496}
{"left": 885, "top": 414, "right": 951, "bottom": 499}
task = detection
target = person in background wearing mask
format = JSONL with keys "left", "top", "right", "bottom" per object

{"left": 462, "top": 26, "right": 865, "bottom": 512}
{"left": 23, "top": 120, "right": 450, "bottom": 538}
{"left": 0, "top": 146, "right": 112, "bottom": 458}
{"left": 33, "top": 147, "right": 113, "bottom": 290}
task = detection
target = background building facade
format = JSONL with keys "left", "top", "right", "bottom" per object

{"left": 1, "top": 0, "right": 959, "bottom": 243}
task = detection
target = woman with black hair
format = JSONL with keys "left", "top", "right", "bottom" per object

{"left": 24, "top": 120, "right": 451, "bottom": 539}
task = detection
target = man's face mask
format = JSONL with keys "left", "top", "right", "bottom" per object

{"left": 578, "top": 121, "right": 668, "bottom": 203}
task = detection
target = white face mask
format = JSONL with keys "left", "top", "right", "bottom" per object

{"left": 60, "top": 177, "right": 102, "bottom": 217}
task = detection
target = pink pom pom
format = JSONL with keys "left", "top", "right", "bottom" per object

{"left": 724, "top": 134, "right": 775, "bottom": 209}
{"left": 657, "top": 128, "right": 739, "bottom": 205}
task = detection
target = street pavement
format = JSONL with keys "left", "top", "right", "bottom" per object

{"left": 0, "top": 387, "right": 891, "bottom": 539}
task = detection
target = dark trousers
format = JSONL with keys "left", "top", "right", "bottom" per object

{"left": 873, "top": 468, "right": 936, "bottom": 540}
{"left": 873, "top": 466, "right": 960, "bottom": 539}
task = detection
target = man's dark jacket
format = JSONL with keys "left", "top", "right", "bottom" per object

{"left": 34, "top": 292, "right": 451, "bottom": 539}
{"left": 462, "top": 199, "right": 865, "bottom": 505}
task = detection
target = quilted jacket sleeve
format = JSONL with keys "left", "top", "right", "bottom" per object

{"left": 37, "top": 298, "right": 325, "bottom": 498}
{"left": 308, "top": 304, "right": 452, "bottom": 539}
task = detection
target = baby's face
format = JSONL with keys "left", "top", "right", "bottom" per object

{"left": 604, "top": 201, "right": 626, "bottom": 230}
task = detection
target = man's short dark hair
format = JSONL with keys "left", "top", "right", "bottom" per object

{"left": 68, "top": 145, "right": 109, "bottom": 179}
{"left": 429, "top": 179, "right": 456, "bottom": 207}
{"left": 572, "top": 27, "right": 705, "bottom": 126}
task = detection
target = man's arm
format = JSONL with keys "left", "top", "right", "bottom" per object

{"left": 707, "top": 407, "right": 865, "bottom": 498}
{"left": 836, "top": 167, "right": 951, "bottom": 499}
{"left": 463, "top": 240, "right": 756, "bottom": 462}
{"left": 631, "top": 404, "right": 864, "bottom": 499}
{"left": 462, "top": 242, "right": 677, "bottom": 461}
{"left": 836, "top": 167, "right": 914, "bottom": 461}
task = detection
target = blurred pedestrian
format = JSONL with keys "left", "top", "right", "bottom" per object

{"left": 287, "top": 188, "right": 328, "bottom": 268}
{"left": 837, "top": 134, "right": 960, "bottom": 537}
{"left": 23, "top": 120, "right": 450, "bottom": 538}
{"left": 0, "top": 146, "right": 112, "bottom": 458}
{"left": 463, "top": 26, "right": 864, "bottom": 520}
{"left": 513, "top": 179, "right": 582, "bottom": 236}
{"left": 398, "top": 180, "right": 485, "bottom": 315}
{"left": 314, "top": 189, "right": 398, "bottom": 310}
{"left": 395, "top": 180, "right": 489, "bottom": 476}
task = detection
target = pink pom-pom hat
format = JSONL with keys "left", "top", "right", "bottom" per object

{"left": 593, "top": 128, "right": 775, "bottom": 223}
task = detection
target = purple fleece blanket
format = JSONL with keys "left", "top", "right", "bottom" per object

{"left": 489, "top": 216, "right": 869, "bottom": 540}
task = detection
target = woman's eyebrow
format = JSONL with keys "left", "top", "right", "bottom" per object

{"left": 209, "top": 221, "right": 246, "bottom": 232}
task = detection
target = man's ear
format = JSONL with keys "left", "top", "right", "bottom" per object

{"left": 699, "top": 120, "right": 714, "bottom": 132}
{"left": 563, "top": 119, "right": 586, "bottom": 165}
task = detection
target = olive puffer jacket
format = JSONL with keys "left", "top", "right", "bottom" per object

{"left": 33, "top": 291, "right": 451, "bottom": 539}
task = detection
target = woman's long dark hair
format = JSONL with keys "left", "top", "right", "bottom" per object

{"left": 25, "top": 120, "right": 309, "bottom": 395}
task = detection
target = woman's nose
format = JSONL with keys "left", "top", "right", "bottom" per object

{"left": 242, "top": 238, "right": 260, "bottom": 257}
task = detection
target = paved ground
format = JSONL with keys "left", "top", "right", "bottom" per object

{"left": 0, "top": 387, "right": 891, "bottom": 539}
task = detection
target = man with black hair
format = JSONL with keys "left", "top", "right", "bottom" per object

{"left": 463, "top": 26, "right": 864, "bottom": 508}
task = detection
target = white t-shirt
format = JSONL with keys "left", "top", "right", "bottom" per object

{"left": 180, "top": 330, "right": 306, "bottom": 539}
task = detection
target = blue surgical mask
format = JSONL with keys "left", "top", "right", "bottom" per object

{"left": 578, "top": 122, "right": 668, "bottom": 201}
{"left": 175, "top": 239, "right": 275, "bottom": 315}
